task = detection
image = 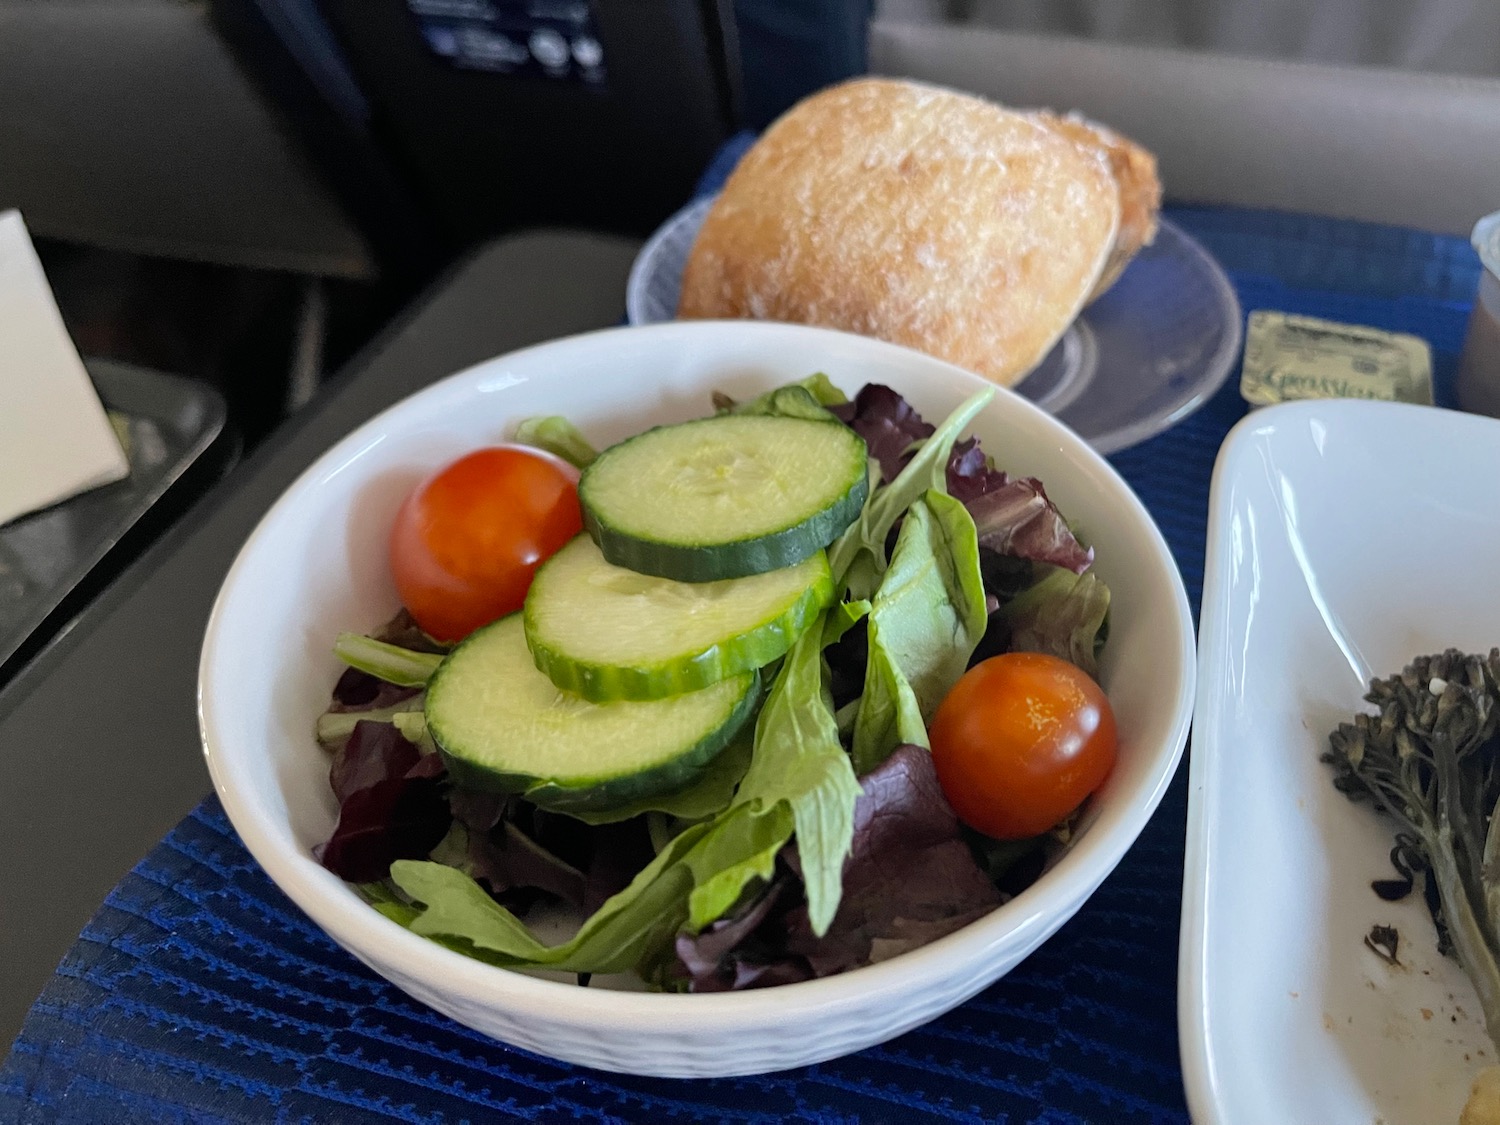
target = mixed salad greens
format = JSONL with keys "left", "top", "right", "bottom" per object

{"left": 313, "top": 376, "right": 1115, "bottom": 990}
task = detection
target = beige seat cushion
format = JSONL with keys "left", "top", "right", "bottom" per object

{"left": 877, "top": 0, "right": 1500, "bottom": 79}
{"left": 871, "top": 19, "right": 1500, "bottom": 236}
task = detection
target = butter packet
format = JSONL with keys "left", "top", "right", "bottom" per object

{"left": 1240, "top": 311, "right": 1434, "bottom": 407}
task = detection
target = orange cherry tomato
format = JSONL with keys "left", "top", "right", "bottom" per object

{"left": 928, "top": 651, "right": 1118, "bottom": 840}
{"left": 389, "top": 446, "right": 582, "bottom": 642}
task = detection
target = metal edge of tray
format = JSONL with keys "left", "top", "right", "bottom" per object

{"left": 0, "top": 361, "right": 230, "bottom": 682}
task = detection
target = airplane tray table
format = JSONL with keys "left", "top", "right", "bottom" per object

{"left": 0, "top": 209, "right": 1483, "bottom": 1123}
{"left": 0, "top": 360, "right": 230, "bottom": 685}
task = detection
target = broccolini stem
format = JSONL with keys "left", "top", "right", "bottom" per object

{"left": 1483, "top": 790, "right": 1500, "bottom": 1032}
{"left": 1428, "top": 814, "right": 1500, "bottom": 1053}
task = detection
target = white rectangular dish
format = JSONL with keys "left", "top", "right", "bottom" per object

{"left": 1181, "top": 399, "right": 1500, "bottom": 1124}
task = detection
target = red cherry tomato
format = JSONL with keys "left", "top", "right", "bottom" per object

{"left": 928, "top": 652, "right": 1118, "bottom": 840}
{"left": 389, "top": 446, "right": 581, "bottom": 642}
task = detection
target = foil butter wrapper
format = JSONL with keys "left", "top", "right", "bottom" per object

{"left": 1240, "top": 311, "right": 1434, "bottom": 408}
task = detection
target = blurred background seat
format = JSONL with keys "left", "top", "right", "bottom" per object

{"left": 2, "top": 0, "right": 1497, "bottom": 453}
{"left": 877, "top": 0, "right": 1500, "bottom": 78}
{"left": 0, "top": 0, "right": 374, "bottom": 277}
{"left": 869, "top": 16, "right": 1500, "bottom": 237}
{"left": 0, "top": 0, "right": 872, "bottom": 447}
{"left": 0, "top": 0, "right": 386, "bottom": 442}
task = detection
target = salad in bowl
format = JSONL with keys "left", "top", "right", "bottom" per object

{"left": 199, "top": 321, "right": 1193, "bottom": 1075}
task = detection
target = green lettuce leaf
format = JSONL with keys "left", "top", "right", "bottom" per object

{"left": 868, "top": 491, "right": 987, "bottom": 717}
{"left": 733, "top": 613, "right": 863, "bottom": 937}
{"left": 850, "top": 631, "right": 928, "bottom": 776}
{"left": 792, "top": 372, "right": 848, "bottom": 407}
{"left": 360, "top": 880, "right": 421, "bottom": 927}
{"left": 392, "top": 859, "right": 557, "bottom": 965}
{"left": 716, "top": 373, "right": 848, "bottom": 417}
{"left": 334, "top": 634, "right": 442, "bottom": 686}
{"left": 998, "top": 566, "right": 1112, "bottom": 679}
{"left": 545, "top": 824, "right": 712, "bottom": 972}
{"left": 828, "top": 388, "right": 994, "bottom": 599}
{"left": 731, "top": 386, "right": 839, "bottom": 422}
{"left": 683, "top": 801, "right": 794, "bottom": 930}
{"left": 391, "top": 711, "right": 428, "bottom": 744}
{"left": 385, "top": 782, "right": 812, "bottom": 974}
{"left": 390, "top": 815, "right": 697, "bottom": 974}
{"left": 823, "top": 598, "right": 871, "bottom": 647}
{"left": 558, "top": 728, "right": 754, "bottom": 826}
{"left": 315, "top": 697, "right": 424, "bottom": 750}
{"left": 513, "top": 415, "right": 598, "bottom": 469}
{"left": 851, "top": 492, "right": 987, "bottom": 773}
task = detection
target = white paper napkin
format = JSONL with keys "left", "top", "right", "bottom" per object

{"left": 0, "top": 209, "right": 129, "bottom": 527}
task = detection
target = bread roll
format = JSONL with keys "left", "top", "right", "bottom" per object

{"left": 1029, "top": 111, "right": 1161, "bottom": 300}
{"left": 677, "top": 77, "right": 1122, "bottom": 388}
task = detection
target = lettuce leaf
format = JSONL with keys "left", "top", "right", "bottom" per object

{"left": 387, "top": 796, "right": 804, "bottom": 975}
{"left": 713, "top": 373, "right": 848, "bottom": 416}
{"left": 390, "top": 859, "right": 560, "bottom": 965}
{"left": 513, "top": 415, "right": 598, "bottom": 469}
{"left": 827, "top": 387, "right": 995, "bottom": 600}
{"left": 673, "top": 746, "right": 1003, "bottom": 990}
{"left": 823, "top": 598, "right": 871, "bottom": 647}
{"left": 968, "top": 477, "right": 1094, "bottom": 574}
{"left": 729, "top": 386, "right": 838, "bottom": 422}
{"left": 318, "top": 739, "right": 450, "bottom": 883}
{"left": 556, "top": 727, "right": 755, "bottom": 827}
{"left": 851, "top": 492, "right": 987, "bottom": 773}
{"left": 783, "top": 745, "right": 1003, "bottom": 975}
{"left": 333, "top": 633, "right": 442, "bottom": 687}
{"left": 672, "top": 879, "right": 811, "bottom": 991}
{"left": 867, "top": 492, "right": 988, "bottom": 719}
{"left": 732, "top": 611, "right": 863, "bottom": 937}
{"left": 360, "top": 880, "right": 422, "bottom": 927}
{"left": 997, "top": 566, "right": 1112, "bottom": 679}
{"left": 544, "top": 824, "right": 714, "bottom": 973}
{"left": 683, "top": 801, "right": 794, "bottom": 930}
{"left": 328, "top": 668, "right": 420, "bottom": 713}
{"left": 829, "top": 383, "right": 936, "bottom": 484}
{"left": 943, "top": 437, "right": 1010, "bottom": 502}
{"left": 316, "top": 698, "right": 423, "bottom": 752}
{"left": 427, "top": 820, "right": 589, "bottom": 910}
{"left": 791, "top": 372, "right": 848, "bottom": 407}
{"left": 823, "top": 383, "right": 1092, "bottom": 574}
{"left": 850, "top": 634, "right": 927, "bottom": 777}
{"left": 329, "top": 719, "right": 422, "bottom": 804}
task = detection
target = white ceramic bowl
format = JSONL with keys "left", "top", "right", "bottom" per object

{"left": 199, "top": 320, "right": 1195, "bottom": 1078}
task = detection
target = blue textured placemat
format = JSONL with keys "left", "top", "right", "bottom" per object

{"left": 0, "top": 154, "right": 1482, "bottom": 1123}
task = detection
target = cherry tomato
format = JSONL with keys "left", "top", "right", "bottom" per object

{"left": 389, "top": 446, "right": 581, "bottom": 642}
{"left": 928, "top": 652, "right": 1117, "bottom": 840}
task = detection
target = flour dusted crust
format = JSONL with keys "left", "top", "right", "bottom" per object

{"left": 1030, "top": 111, "right": 1162, "bottom": 300}
{"left": 677, "top": 78, "right": 1122, "bottom": 388}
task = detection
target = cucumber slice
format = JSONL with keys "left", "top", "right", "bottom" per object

{"left": 525, "top": 536, "right": 833, "bottom": 701}
{"left": 425, "top": 615, "right": 758, "bottom": 813}
{"left": 579, "top": 413, "right": 869, "bottom": 581}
